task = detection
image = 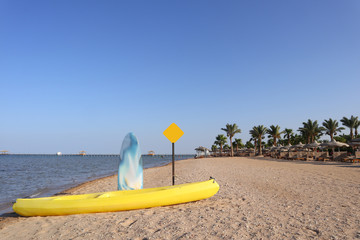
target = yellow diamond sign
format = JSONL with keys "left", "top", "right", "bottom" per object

{"left": 163, "top": 123, "right": 184, "bottom": 143}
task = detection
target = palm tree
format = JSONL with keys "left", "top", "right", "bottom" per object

{"left": 267, "top": 125, "right": 284, "bottom": 146}
{"left": 341, "top": 115, "right": 359, "bottom": 139}
{"left": 223, "top": 144, "right": 230, "bottom": 154}
{"left": 245, "top": 140, "right": 254, "bottom": 149}
{"left": 283, "top": 128, "right": 293, "bottom": 145}
{"left": 250, "top": 125, "right": 268, "bottom": 155}
{"left": 249, "top": 137, "right": 257, "bottom": 154}
{"left": 355, "top": 120, "right": 360, "bottom": 138}
{"left": 298, "top": 119, "right": 324, "bottom": 143}
{"left": 215, "top": 134, "right": 227, "bottom": 156}
{"left": 211, "top": 145, "right": 217, "bottom": 156}
{"left": 233, "top": 138, "right": 243, "bottom": 154}
{"left": 322, "top": 118, "right": 345, "bottom": 141}
{"left": 221, "top": 123, "right": 241, "bottom": 157}
{"left": 267, "top": 139, "right": 274, "bottom": 147}
{"left": 292, "top": 133, "right": 306, "bottom": 145}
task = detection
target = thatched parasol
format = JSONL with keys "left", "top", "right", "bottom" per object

{"left": 195, "top": 146, "right": 210, "bottom": 151}
{"left": 348, "top": 138, "right": 360, "bottom": 146}
{"left": 320, "top": 140, "right": 349, "bottom": 148}
{"left": 280, "top": 144, "right": 291, "bottom": 151}
{"left": 290, "top": 142, "right": 304, "bottom": 149}
{"left": 271, "top": 145, "right": 281, "bottom": 151}
{"left": 303, "top": 141, "right": 321, "bottom": 149}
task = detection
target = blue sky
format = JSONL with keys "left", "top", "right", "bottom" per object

{"left": 1, "top": 1, "right": 359, "bottom": 154}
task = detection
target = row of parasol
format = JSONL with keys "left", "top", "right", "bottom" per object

{"left": 268, "top": 138, "right": 360, "bottom": 152}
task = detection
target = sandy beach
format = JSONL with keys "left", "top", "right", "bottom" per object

{"left": 1, "top": 156, "right": 359, "bottom": 239}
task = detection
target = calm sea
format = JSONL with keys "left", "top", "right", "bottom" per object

{"left": 0, "top": 154, "right": 193, "bottom": 214}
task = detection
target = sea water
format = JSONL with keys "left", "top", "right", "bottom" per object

{"left": 0, "top": 154, "right": 193, "bottom": 214}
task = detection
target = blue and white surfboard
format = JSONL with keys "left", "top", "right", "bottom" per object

{"left": 118, "top": 133, "right": 143, "bottom": 190}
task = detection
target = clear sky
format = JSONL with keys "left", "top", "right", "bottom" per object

{"left": 1, "top": 1, "right": 359, "bottom": 154}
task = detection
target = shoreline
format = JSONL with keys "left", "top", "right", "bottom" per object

{"left": 1, "top": 156, "right": 359, "bottom": 239}
{"left": 55, "top": 157, "right": 192, "bottom": 195}
{"left": 0, "top": 161, "right": 180, "bottom": 230}
{"left": 0, "top": 156, "right": 193, "bottom": 216}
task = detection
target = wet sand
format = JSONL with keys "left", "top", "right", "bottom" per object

{"left": 1, "top": 157, "right": 359, "bottom": 239}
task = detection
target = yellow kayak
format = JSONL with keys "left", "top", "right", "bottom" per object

{"left": 13, "top": 179, "right": 219, "bottom": 216}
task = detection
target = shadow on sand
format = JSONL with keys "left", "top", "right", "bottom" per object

{"left": 250, "top": 156, "right": 360, "bottom": 168}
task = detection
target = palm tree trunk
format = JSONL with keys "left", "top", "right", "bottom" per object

{"left": 230, "top": 136, "right": 233, "bottom": 157}
{"left": 254, "top": 140, "right": 257, "bottom": 155}
{"left": 259, "top": 137, "right": 262, "bottom": 155}
{"left": 220, "top": 144, "right": 223, "bottom": 156}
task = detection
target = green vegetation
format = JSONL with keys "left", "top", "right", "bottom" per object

{"left": 322, "top": 118, "right": 345, "bottom": 141}
{"left": 267, "top": 125, "right": 284, "bottom": 146}
{"left": 233, "top": 138, "right": 244, "bottom": 153}
{"left": 214, "top": 134, "right": 227, "bottom": 156}
{"left": 340, "top": 115, "right": 359, "bottom": 139}
{"left": 250, "top": 125, "right": 267, "bottom": 155}
{"left": 283, "top": 128, "right": 293, "bottom": 146}
{"left": 298, "top": 119, "right": 324, "bottom": 143}
{"left": 221, "top": 123, "right": 241, "bottom": 157}
{"left": 212, "top": 115, "right": 359, "bottom": 156}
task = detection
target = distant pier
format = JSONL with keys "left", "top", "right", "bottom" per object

{"left": 0, "top": 154, "right": 185, "bottom": 157}
{"left": 0, "top": 154, "right": 120, "bottom": 157}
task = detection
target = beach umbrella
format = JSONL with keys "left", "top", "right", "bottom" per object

{"left": 320, "top": 140, "right": 349, "bottom": 152}
{"left": 195, "top": 146, "right": 210, "bottom": 151}
{"left": 303, "top": 143, "right": 311, "bottom": 149}
{"left": 280, "top": 144, "right": 291, "bottom": 150}
{"left": 279, "top": 144, "right": 292, "bottom": 152}
{"left": 348, "top": 141, "right": 360, "bottom": 146}
{"left": 348, "top": 138, "right": 360, "bottom": 146}
{"left": 309, "top": 141, "right": 321, "bottom": 152}
{"left": 307, "top": 141, "right": 321, "bottom": 148}
{"left": 320, "top": 140, "right": 349, "bottom": 148}
{"left": 271, "top": 146, "right": 279, "bottom": 151}
{"left": 290, "top": 142, "right": 304, "bottom": 149}
{"left": 246, "top": 148, "right": 254, "bottom": 152}
{"left": 303, "top": 141, "right": 321, "bottom": 150}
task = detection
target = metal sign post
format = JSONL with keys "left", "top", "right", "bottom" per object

{"left": 163, "top": 123, "right": 184, "bottom": 185}
{"left": 172, "top": 143, "right": 175, "bottom": 185}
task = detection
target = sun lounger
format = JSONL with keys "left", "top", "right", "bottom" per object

{"left": 344, "top": 152, "right": 360, "bottom": 163}
{"left": 304, "top": 152, "right": 312, "bottom": 161}
{"left": 287, "top": 152, "right": 306, "bottom": 161}
{"left": 288, "top": 152, "right": 297, "bottom": 160}
{"left": 332, "top": 152, "right": 348, "bottom": 162}
{"left": 279, "top": 152, "right": 288, "bottom": 159}
{"left": 316, "top": 152, "right": 329, "bottom": 161}
{"left": 298, "top": 152, "right": 307, "bottom": 161}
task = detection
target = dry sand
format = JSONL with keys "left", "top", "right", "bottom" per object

{"left": 1, "top": 157, "right": 360, "bottom": 239}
